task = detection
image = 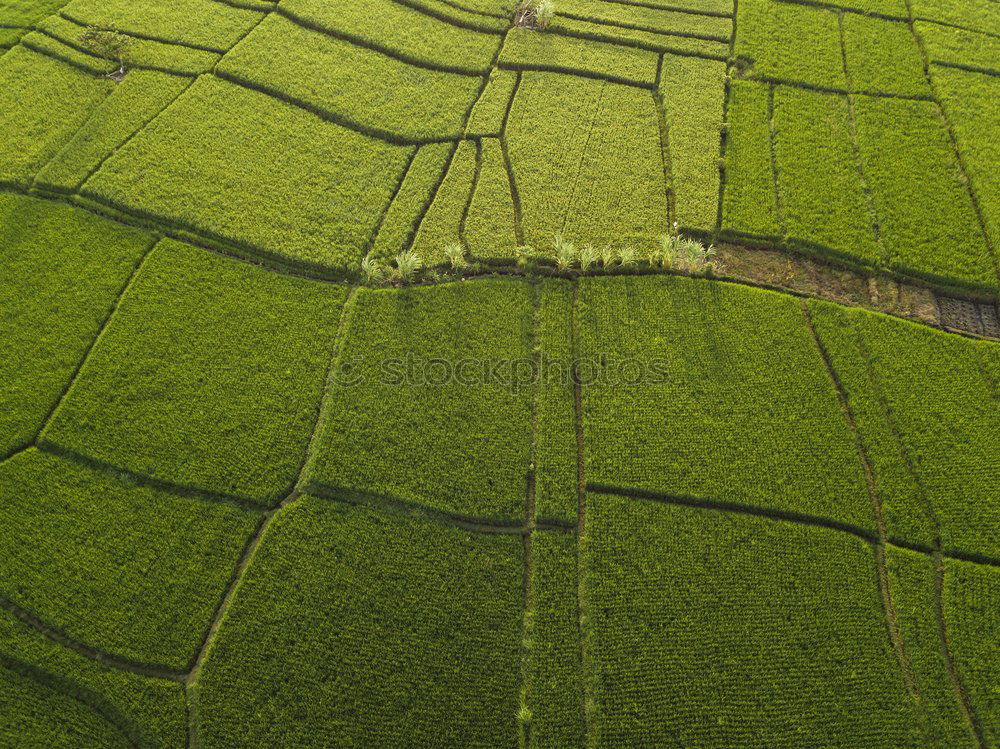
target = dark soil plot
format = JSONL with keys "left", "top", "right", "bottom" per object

{"left": 0, "top": 449, "right": 260, "bottom": 670}
{"left": 41, "top": 239, "right": 348, "bottom": 504}
{"left": 0, "top": 195, "right": 152, "bottom": 460}
{"left": 195, "top": 497, "right": 523, "bottom": 747}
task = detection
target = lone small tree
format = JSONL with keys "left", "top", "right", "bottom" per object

{"left": 79, "top": 26, "right": 136, "bottom": 81}
{"left": 514, "top": 0, "right": 556, "bottom": 30}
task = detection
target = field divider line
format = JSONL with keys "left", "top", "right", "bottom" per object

{"left": 0, "top": 597, "right": 186, "bottom": 683}
{"left": 903, "top": 2, "right": 1000, "bottom": 290}
{"left": 570, "top": 281, "right": 597, "bottom": 748}
{"left": 0, "top": 651, "right": 142, "bottom": 748}
{"left": 911, "top": 16, "right": 1000, "bottom": 43}
{"left": 653, "top": 54, "right": 676, "bottom": 230}
{"left": 389, "top": 0, "right": 507, "bottom": 33}
{"left": 73, "top": 75, "right": 197, "bottom": 196}
{"left": 459, "top": 138, "right": 484, "bottom": 252}
{"left": 4, "top": 185, "right": 995, "bottom": 342}
{"left": 934, "top": 553, "right": 986, "bottom": 749}
{"left": 412, "top": 0, "right": 508, "bottom": 21}
{"left": 32, "top": 236, "right": 158, "bottom": 447}
{"left": 19, "top": 35, "right": 199, "bottom": 79}
{"left": 593, "top": 0, "right": 734, "bottom": 20}
{"left": 518, "top": 280, "right": 543, "bottom": 747}
{"left": 34, "top": 442, "right": 266, "bottom": 512}
{"left": 186, "top": 287, "right": 359, "bottom": 747}
{"left": 272, "top": 4, "right": 492, "bottom": 77}
{"left": 55, "top": 10, "right": 228, "bottom": 54}
{"left": 496, "top": 61, "right": 656, "bottom": 90}
{"left": 362, "top": 145, "right": 419, "bottom": 260}
{"left": 802, "top": 300, "right": 923, "bottom": 716}
{"left": 560, "top": 82, "right": 607, "bottom": 238}
{"left": 499, "top": 70, "right": 525, "bottom": 246}
{"left": 850, "top": 307, "right": 985, "bottom": 748}
{"left": 836, "top": 11, "right": 889, "bottom": 267}
{"left": 773, "top": 0, "right": 907, "bottom": 22}
{"left": 545, "top": 23, "right": 728, "bottom": 61}
{"left": 930, "top": 58, "right": 1000, "bottom": 80}
{"left": 766, "top": 83, "right": 786, "bottom": 236}
{"left": 557, "top": 10, "right": 731, "bottom": 43}
{"left": 210, "top": 70, "right": 467, "bottom": 147}
{"left": 307, "top": 482, "right": 575, "bottom": 536}
{"left": 753, "top": 74, "right": 934, "bottom": 101}
{"left": 714, "top": 0, "right": 736, "bottom": 230}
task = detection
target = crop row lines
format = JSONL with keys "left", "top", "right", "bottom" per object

{"left": 848, "top": 299, "right": 985, "bottom": 746}
{"left": 905, "top": 12, "right": 1000, "bottom": 289}
{"left": 0, "top": 649, "right": 140, "bottom": 747}
{"left": 0, "top": 597, "right": 186, "bottom": 683}
{"left": 585, "top": 483, "right": 1000, "bottom": 570}
{"left": 19, "top": 33, "right": 198, "bottom": 80}
{"left": 390, "top": 0, "right": 508, "bottom": 32}
{"left": 8, "top": 182, "right": 996, "bottom": 345}
{"left": 547, "top": 19, "right": 729, "bottom": 60}
{"left": 596, "top": 0, "right": 734, "bottom": 20}
{"left": 56, "top": 9, "right": 228, "bottom": 54}
{"left": 773, "top": 0, "right": 907, "bottom": 22}
{"left": 803, "top": 300, "right": 923, "bottom": 714}
{"left": 558, "top": 9, "right": 731, "bottom": 43}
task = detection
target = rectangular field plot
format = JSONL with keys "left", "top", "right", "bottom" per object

{"left": 659, "top": 55, "right": 726, "bottom": 232}
{"left": 60, "top": 0, "right": 264, "bottom": 49}
{"left": 369, "top": 141, "right": 455, "bottom": 261}
{"left": 307, "top": 280, "right": 535, "bottom": 523}
{"left": 919, "top": 23, "right": 1000, "bottom": 75}
{"left": 0, "top": 608, "right": 186, "bottom": 748}
{"left": 507, "top": 72, "right": 667, "bottom": 255}
{"left": 409, "top": 140, "right": 477, "bottom": 264}
{"left": 499, "top": 28, "right": 659, "bottom": 88}
{"left": 555, "top": 0, "right": 732, "bottom": 41}
{"left": 810, "top": 301, "right": 1000, "bottom": 561}
{"left": 218, "top": 14, "right": 482, "bottom": 142}
{"left": 734, "top": 0, "right": 845, "bottom": 90}
{"left": 721, "top": 80, "right": 781, "bottom": 238}
{"left": 841, "top": 15, "right": 930, "bottom": 97}
{"left": 465, "top": 138, "right": 519, "bottom": 260}
{"left": 933, "top": 66, "right": 1000, "bottom": 256}
{"left": 852, "top": 95, "right": 996, "bottom": 291}
{"left": 42, "top": 239, "right": 348, "bottom": 505}
{"left": 578, "top": 275, "right": 874, "bottom": 531}
{"left": 552, "top": 17, "right": 730, "bottom": 58}
{"left": 772, "top": 86, "right": 880, "bottom": 263}
{"left": 583, "top": 493, "right": 922, "bottom": 746}
{"left": 82, "top": 75, "right": 412, "bottom": 274}
{"left": 525, "top": 531, "right": 585, "bottom": 746}
{"left": 281, "top": 0, "right": 502, "bottom": 74}
{"left": 465, "top": 69, "right": 518, "bottom": 137}
{"left": 34, "top": 71, "right": 192, "bottom": 194}
{"left": 944, "top": 559, "right": 1000, "bottom": 746}
{"left": 885, "top": 548, "right": 974, "bottom": 746}
{"left": 0, "top": 449, "right": 260, "bottom": 671}
{"left": 911, "top": 0, "right": 1000, "bottom": 36}
{"left": 534, "top": 280, "right": 578, "bottom": 525}
{"left": 0, "top": 47, "right": 112, "bottom": 188}
{"left": 0, "top": 195, "right": 152, "bottom": 460}
{"left": 195, "top": 497, "right": 523, "bottom": 747}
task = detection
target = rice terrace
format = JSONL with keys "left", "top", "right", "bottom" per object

{"left": 1, "top": 0, "right": 999, "bottom": 744}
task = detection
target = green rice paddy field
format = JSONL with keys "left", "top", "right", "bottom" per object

{"left": 0, "top": 0, "right": 998, "bottom": 745}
